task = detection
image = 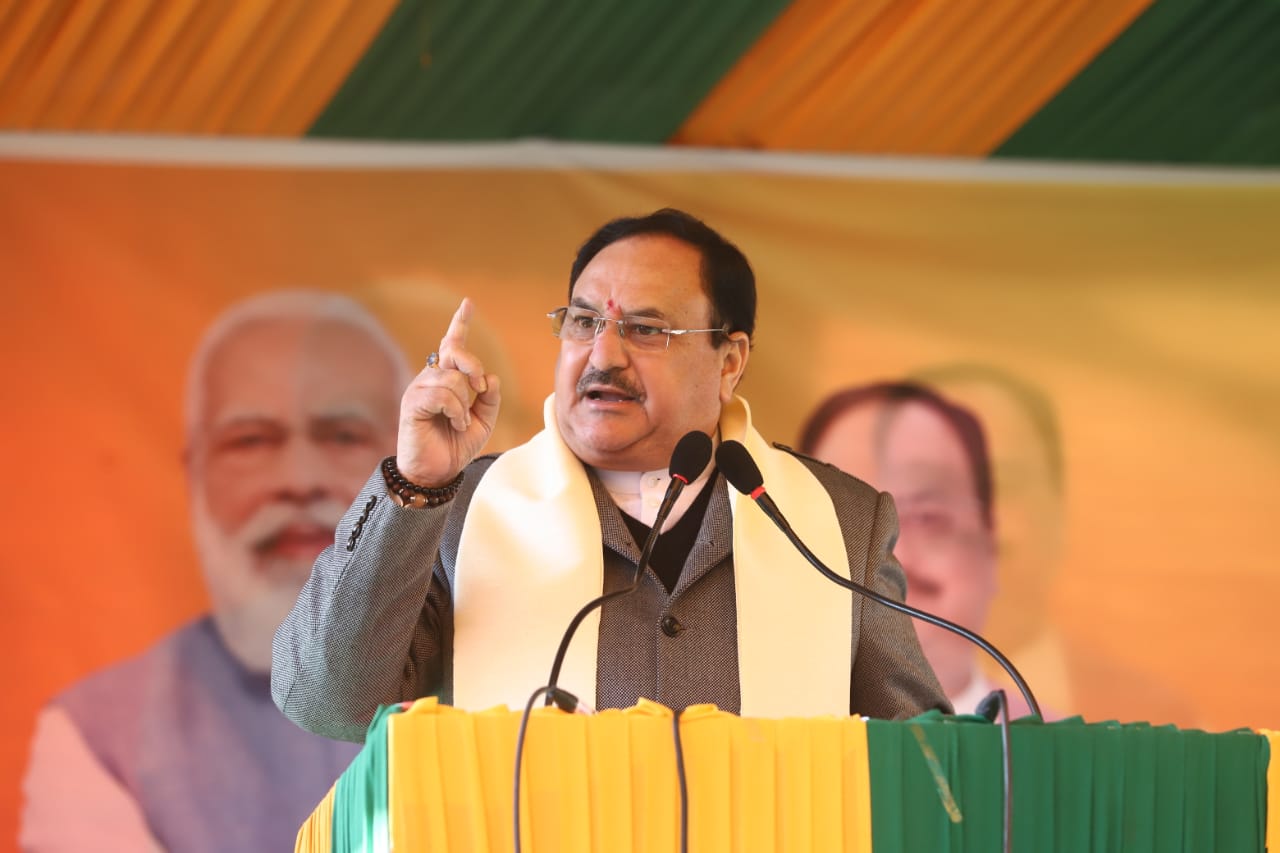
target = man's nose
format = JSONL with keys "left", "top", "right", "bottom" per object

{"left": 587, "top": 319, "right": 630, "bottom": 370}
{"left": 271, "top": 437, "right": 331, "bottom": 504}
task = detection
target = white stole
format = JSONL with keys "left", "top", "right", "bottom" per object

{"left": 451, "top": 395, "right": 852, "bottom": 716}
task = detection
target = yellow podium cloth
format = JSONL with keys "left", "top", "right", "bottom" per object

{"left": 297, "top": 697, "right": 873, "bottom": 853}
{"left": 295, "top": 784, "right": 336, "bottom": 852}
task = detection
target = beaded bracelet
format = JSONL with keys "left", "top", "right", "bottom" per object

{"left": 381, "top": 456, "right": 465, "bottom": 508}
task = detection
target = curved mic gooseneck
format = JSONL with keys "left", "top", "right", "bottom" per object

{"left": 542, "top": 430, "right": 714, "bottom": 709}
{"left": 517, "top": 432, "right": 713, "bottom": 853}
{"left": 714, "top": 439, "right": 1042, "bottom": 719}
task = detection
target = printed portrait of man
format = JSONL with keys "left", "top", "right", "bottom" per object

{"left": 21, "top": 291, "right": 409, "bottom": 853}
{"left": 799, "top": 382, "right": 1031, "bottom": 715}
{"left": 800, "top": 367, "right": 1198, "bottom": 724}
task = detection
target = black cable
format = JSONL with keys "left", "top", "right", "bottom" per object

{"left": 542, "top": 494, "right": 691, "bottom": 702}
{"left": 771, "top": 522, "right": 1038, "bottom": 719}
{"left": 544, "top": 431, "right": 711, "bottom": 705}
{"left": 520, "top": 433, "right": 712, "bottom": 844}
{"left": 513, "top": 685, "right": 553, "bottom": 853}
{"left": 716, "top": 439, "right": 1043, "bottom": 718}
{"left": 750, "top": 513, "right": 1038, "bottom": 716}
{"left": 544, "top": 586, "right": 636, "bottom": 706}
{"left": 793, "top": 529, "right": 1038, "bottom": 717}
{"left": 515, "top": 687, "right": 693, "bottom": 853}
{"left": 672, "top": 708, "right": 689, "bottom": 853}
{"left": 994, "top": 689, "right": 1012, "bottom": 853}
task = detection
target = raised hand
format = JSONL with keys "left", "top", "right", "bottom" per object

{"left": 395, "top": 298, "right": 501, "bottom": 486}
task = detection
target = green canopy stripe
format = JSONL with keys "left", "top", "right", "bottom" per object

{"left": 307, "top": 0, "right": 792, "bottom": 142}
{"left": 995, "top": 0, "right": 1280, "bottom": 165}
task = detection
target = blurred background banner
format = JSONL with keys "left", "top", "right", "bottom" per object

{"left": 1, "top": 140, "right": 1278, "bottom": 847}
{"left": 4, "top": 2, "right": 1279, "bottom": 849}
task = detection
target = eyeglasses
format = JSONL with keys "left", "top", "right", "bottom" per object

{"left": 547, "top": 306, "right": 727, "bottom": 352}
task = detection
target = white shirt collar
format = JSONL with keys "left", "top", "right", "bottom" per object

{"left": 593, "top": 434, "right": 719, "bottom": 531}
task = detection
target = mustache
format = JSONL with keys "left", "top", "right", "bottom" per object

{"left": 228, "top": 499, "right": 349, "bottom": 553}
{"left": 576, "top": 367, "right": 644, "bottom": 399}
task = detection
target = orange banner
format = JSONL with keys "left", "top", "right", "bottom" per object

{"left": 2, "top": 142, "right": 1277, "bottom": 850}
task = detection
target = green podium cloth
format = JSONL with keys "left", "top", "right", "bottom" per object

{"left": 332, "top": 703, "right": 401, "bottom": 853}
{"left": 866, "top": 712, "right": 1268, "bottom": 852}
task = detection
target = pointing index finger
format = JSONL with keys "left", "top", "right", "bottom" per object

{"left": 440, "top": 298, "right": 473, "bottom": 354}
{"left": 439, "top": 298, "right": 488, "bottom": 393}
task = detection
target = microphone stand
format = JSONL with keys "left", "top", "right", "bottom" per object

{"left": 751, "top": 489, "right": 1040, "bottom": 718}
{"left": 544, "top": 430, "right": 712, "bottom": 706}
{"left": 718, "top": 439, "right": 1032, "bottom": 853}
{"left": 515, "top": 432, "right": 711, "bottom": 853}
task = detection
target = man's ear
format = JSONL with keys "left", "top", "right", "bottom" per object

{"left": 719, "top": 332, "right": 750, "bottom": 402}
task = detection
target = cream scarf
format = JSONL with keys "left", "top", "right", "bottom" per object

{"left": 452, "top": 395, "right": 852, "bottom": 717}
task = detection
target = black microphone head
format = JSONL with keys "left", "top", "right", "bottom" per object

{"left": 974, "top": 689, "right": 1004, "bottom": 723}
{"left": 670, "top": 431, "right": 713, "bottom": 483}
{"left": 715, "top": 440, "right": 763, "bottom": 494}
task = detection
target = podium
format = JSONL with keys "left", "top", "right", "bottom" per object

{"left": 297, "top": 698, "right": 1275, "bottom": 852}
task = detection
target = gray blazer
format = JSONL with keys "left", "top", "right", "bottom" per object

{"left": 272, "top": 450, "right": 949, "bottom": 743}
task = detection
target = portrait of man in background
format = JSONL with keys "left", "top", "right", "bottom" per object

{"left": 20, "top": 291, "right": 408, "bottom": 853}
{"left": 800, "top": 368, "right": 1200, "bottom": 725}
{"left": 907, "top": 363, "right": 1197, "bottom": 725}
{"left": 799, "top": 382, "right": 1035, "bottom": 716}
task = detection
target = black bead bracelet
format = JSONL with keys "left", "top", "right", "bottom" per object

{"left": 381, "top": 456, "right": 465, "bottom": 508}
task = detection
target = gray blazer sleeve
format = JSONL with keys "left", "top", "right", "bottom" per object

{"left": 851, "top": 490, "right": 953, "bottom": 718}
{"left": 271, "top": 457, "right": 495, "bottom": 743}
{"left": 798, "top": 455, "right": 952, "bottom": 719}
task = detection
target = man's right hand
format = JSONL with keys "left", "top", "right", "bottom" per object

{"left": 395, "top": 298, "right": 501, "bottom": 486}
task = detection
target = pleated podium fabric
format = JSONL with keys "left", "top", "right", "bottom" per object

{"left": 866, "top": 712, "right": 1269, "bottom": 852}
{"left": 295, "top": 785, "right": 336, "bottom": 853}
{"left": 296, "top": 699, "right": 1270, "bottom": 853}
{"left": 297, "top": 697, "right": 873, "bottom": 852}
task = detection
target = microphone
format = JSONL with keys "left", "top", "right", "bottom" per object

{"left": 714, "top": 439, "right": 1042, "bottom": 719}
{"left": 544, "top": 431, "right": 714, "bottom": 710}
{"left": 635, "top": 430, "right": 714, "bottom": 581}
{"left": 516, "top": 434, "right": 715, "bottom": 853}
{"left": 975, "top": 690, "right": 1005, "bottom": 723}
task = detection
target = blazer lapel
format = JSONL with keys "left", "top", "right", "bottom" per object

{"left": 671, "top": 476, "right": 733, "bottom": 598}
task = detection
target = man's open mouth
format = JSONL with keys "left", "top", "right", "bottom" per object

{"left": 585, "top": 388, "right": 638, "bottom": 403}
{"left": 903, "top": 571, "right": 943, "bottom": 598}
{"left": 256, "top": 524, "right": 333, "bottom": 559}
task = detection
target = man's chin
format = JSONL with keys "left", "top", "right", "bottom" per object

{"left": 566, "top": 437, "right": 659, "bottom": 472}
{"left": 254, "top": 552, "right": 321, "bottom": 583}
{"left": 560, "top": 418, "right": 663, "bottom": 470}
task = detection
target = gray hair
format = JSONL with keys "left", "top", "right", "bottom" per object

{"left": 184, "top": 290, "right": 411, "bottom": 441}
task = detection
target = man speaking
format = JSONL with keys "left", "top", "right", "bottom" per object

{"left": 273, "top": 209, "right": 948, "bottom": 742}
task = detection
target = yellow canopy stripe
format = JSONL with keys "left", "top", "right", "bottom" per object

{"left": 0, "top": 0, "right": 398, "bottom": 134}
{"left": 674, "top": 0, "right": 1154, "bottom": 155}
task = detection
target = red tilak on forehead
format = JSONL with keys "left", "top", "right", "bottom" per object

{"left": 606, "top": 299, "right": 615, "bottom": 310}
